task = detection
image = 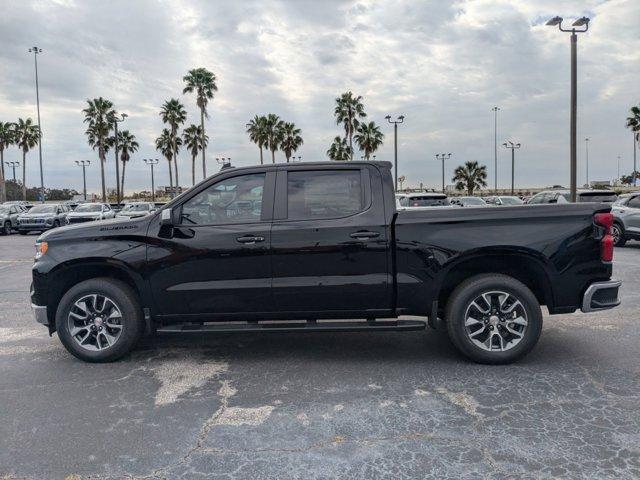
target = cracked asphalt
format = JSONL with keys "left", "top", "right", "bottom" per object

{"left": 1, "top": 233, "right": 639, "bottom": 479}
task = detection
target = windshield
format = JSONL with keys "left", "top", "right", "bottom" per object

{"left": 500, "top": 197, "right": 524, "bottom": 205}
{"left": 613, "top": 196, "right": 630, "bottom": 206}
{"left": 122, "top": 203, "right": 150, "bottom": 212}
{"left": 461, "top": 197, "right": 486, "bottom": 205}
{"left": 28, "top": 205, "right": 56, "bottom": 214}
{"left": 75, "top": 204, "right": 103, "bottom": 212}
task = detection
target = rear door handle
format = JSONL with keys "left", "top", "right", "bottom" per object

{"left": 236, "top": 235, "right": 265, "bottom": 244}
{"left": 350, "top": 231, "right": 380, "bottom": 240}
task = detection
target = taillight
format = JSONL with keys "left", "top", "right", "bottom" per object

{"left": 594, "top": 212, "right": 614, "bottom": 262}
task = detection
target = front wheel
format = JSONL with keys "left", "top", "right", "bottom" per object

{"left": 55, "top": 278, "right": 145, "bottom": 362}
{"left": 2, "top": 221, "right": 10, "bottom": 235}
{"left": 445, "top": 274, "right": 543, "bottom": 364}
{"left": 612, "top": 223, "right": 626, "bottom": 247}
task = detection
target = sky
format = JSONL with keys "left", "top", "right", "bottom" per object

{"left": 1, "top": 0, "right": 639, "bottom": 194}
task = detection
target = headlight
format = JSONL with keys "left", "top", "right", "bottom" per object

{"left": 35, "top": 242, "right": 48, "bottom": 260}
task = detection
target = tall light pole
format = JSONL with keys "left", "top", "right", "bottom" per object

{"left": 502, "top": 141, "right": 521, "bottom": 195}
{"left": 110, "top": 112, "right": 127, "bottom": 203}
{"left": 435, "top": 153, "right": 451, "bottom": 193}
{"left": 5, "top": 162, "right": 19, "bottom": 182}
{"left": 617, "top": 155, "right": 621, "bottom": 182}
{"left": 144, "top": 158, "right": 159, "bottom": 202}
{"left": 385, "top": 114, "right": 405, "bottom": 191}
{"left": 633, "top": 132, "right": 637, "bottom": 187}
{"left": 29, "top": 46, "right": 45, "bottom": 203}
{"left": 492, "top": 106, "right": 500, "bottom": 192}
{"left": 75, "top": 160, "right": 90, "bottom": 201}
{"left": 546, "top": 16, "right": 590, "bottom": 203}
{"left": 585, "top": 137, "right": 589, "bottom": 187}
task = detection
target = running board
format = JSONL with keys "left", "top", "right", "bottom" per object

{"left": 157, "top": 320, "right": 427, "bottom": 334}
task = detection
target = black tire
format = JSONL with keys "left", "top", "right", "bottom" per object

{"left": 18, "top": 230, "right": 27, "bottom": 235}
{"left": 2, "top": 221, "right": 10, "bottom": 235}
{"left": 55, "top": 278, "right": 145, "bottom": 363}
{"left": 612, "top": 222, "right": 626, "bottom": 247}
{"left": 53, "top": 220, "right": 60, "bottom": 228}
{"left": 445, "top": 274, "right": 543, "bottom": 365}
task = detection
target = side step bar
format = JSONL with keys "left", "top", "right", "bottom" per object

{"left": 157, "top": 319, "right": 427, "bottom": 334}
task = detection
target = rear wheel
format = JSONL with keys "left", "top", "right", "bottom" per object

{"left": 53, "top": 220, "right": 60, "bottom": 228}
{"left": 445, "top": 274, "right": 542, "bottom": 364}
{"left": 55, "top": 278, "right": 145, "bottom": 362}
{"left": 612, "top": 222, "right": 626, "bottom": 247}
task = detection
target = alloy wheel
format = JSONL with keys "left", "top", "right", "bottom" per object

{"left": 612, "top": 225, "right": 621, "bottom": 244}
{"left": 67, "top": 294, "right": 123, "bottom": 351}
{"left": 464, "top": 290, "right": 528, "bottom": 352}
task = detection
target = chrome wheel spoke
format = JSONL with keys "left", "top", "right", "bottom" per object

{"left": 469, "top": 326, "right": 486, "bottom": 339}
{"left": 512, "top": 316, "right": 528, "bottom": 326}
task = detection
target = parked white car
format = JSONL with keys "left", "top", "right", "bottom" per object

{"left": 116, "top": 202, "right": 156, "bottom": 219}
{"left": 66, "top": 203, "right": 116, "bottom": 224}
{"left": 396, "top": 193, "right": 451, "bottom": 209}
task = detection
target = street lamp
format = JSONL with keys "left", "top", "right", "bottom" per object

{"left": 28, "top": 46, "right": 45, "bottom": 203}
{"left": 492, "top": 106, "right": 500, "bottom": 192}
{"left": 385, "top": 114, "right": 405, "bottom": 191}
{"left": 110, "top": 112, "right": 128, "bottom": 203}
{"left": 546, "top": 15, "right": 590, "bottom": 202}
{"left": 435, "top": 153, "right": 451, "bottom": 193}
{"left": 5, "top": 161, "right": 19, "bottom": 182}
{"left": 75, "top": 160, "right": 90, "bottom": 201}
{"left": 585, "top": 137, "right": 589, "bottom": 187}
{"left": 144, "top": 158, "right": 159, "bottom": 202}
{"left": 502, "top": 141, "right": 521, "bottom": 195}
{"left": 617, "top": 155, "right": 621, "bottom": 182}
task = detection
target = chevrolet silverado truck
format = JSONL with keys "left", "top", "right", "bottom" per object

{"left": 31, "top": 161, "right": 621, "bottom": 364}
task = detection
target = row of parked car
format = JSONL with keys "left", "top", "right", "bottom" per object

{"left": 0, "top": 200, "right": 161, "bottom": 235}
{"left": 396, "top": 189, "right": 640, "bottom": 247}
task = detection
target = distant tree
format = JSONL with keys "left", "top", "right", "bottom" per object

{"left": 354, "top": 121, "right": 384, "bottom": 159}
{"left": 264, "top": 114, "right": 284, "bottom": 163}
{"left": 160, "top": 99, "right": 187, "bottom": 196}
{"left": 117, "top": 130, "right": 139, "bottom": 197}
{"left": 452, "top": 161, "right": 488, "bottom": 195}
{"left": 327, "top": 136, "right": 352, "bottom": 161}
{"left": 279, "top": 122, "right": 303, "bottom": 162}
{"left": 14, "top": 118, "right": 40, "bottom": 201}
{"left": 182, "top": 124, "right": 208, "bottom": 186}
{"left": 183, "top": 68, "right": 217, "bottom": 179}
{"left": 246, "top": 115, "right": 268, "bottom": 165}
{"left": 83, "top": 97, "right": 115, "bottom": 201}
{"left": 626, "top": 105, "right": 640, "bottom": 186}
{"left": 334, "top": 91, "right": 366, "bottom": 160}
{"left": 0, "top": 121, "right": 16, "bottom": 203}
{"left": 156, "top": 128, "right": 182, "bottom": 197}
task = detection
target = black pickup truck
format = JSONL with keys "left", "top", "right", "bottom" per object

{"left": 31, "top": 161, "right": 621, "bottom": 364}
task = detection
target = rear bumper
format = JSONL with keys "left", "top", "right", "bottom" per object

{"left": 581, "top": 280, "right": 621, "bottom": 313}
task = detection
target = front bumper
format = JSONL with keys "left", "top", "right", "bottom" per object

{"left": 581, "top": 280, "right": 621, "bottom": 313}
{"left": 32, "top": 304, "right": 49, "bottom": 326}
{"left": 19, "top": 224, "right": 52, "bottom": 231}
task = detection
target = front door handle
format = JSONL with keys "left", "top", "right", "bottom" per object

{"left": 350, "top": 231, "right": 380, "bottom": 240}
{"left": 236, "top": 235, "right": 265, "bottom": 244}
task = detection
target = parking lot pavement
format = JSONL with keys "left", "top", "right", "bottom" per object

{"left": 0, "top": 233, "right": 639, "bottom": 479}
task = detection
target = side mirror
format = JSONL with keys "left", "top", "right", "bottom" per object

{"left": 160, "top": 208, "right": 173, "bottom": 226}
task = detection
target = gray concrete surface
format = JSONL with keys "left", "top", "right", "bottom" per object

{"left": 0, "top": 232, "right": 639, "bottom": 479}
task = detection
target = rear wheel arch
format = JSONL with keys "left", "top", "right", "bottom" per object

{"left": 437, "top": 252, "right": 553, "bottom": 314}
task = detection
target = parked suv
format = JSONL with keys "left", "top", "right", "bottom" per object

{"left": 396, "top": 193, "right": 450, "bottom": 208}
{"left": 450, "top": 196, "right": 488, "bottom": 207}
{"left": 485, "top": 196, "right": 524, "bottom": 206}
{"left": 528, "top": 190, "right": 617, "bottom": 204}
{"left": 116, "top": 202, "right": 156, "bottom": 219}
{"left": 66, "top": 203, "right": 115, "bottom": 224}
{"left": 0, "top": 204, "right": 25, "bottom": 235}
{"left": 611, "top": 192, "right": 640, "bottom": 247}
{"left": 17, "top": 203, "right": 69, "bottom": 234}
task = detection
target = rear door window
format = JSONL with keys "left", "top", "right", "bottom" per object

{"left": 578, "top": 192, "right": 618, "bottom": 203}
{"left": 287, "top": 170, "right": 364, "bottom": 221}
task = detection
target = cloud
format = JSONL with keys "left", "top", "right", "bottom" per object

{"left": 0, "top": 0, "right": 638, "bottom": 193}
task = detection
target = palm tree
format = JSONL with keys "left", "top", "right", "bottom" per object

{"left": 117, "top": 130, "right": 139, "bottom": 197}
{"left": 156, "top": 129, "right": 182, "bottom": 197}
{"left": 327, "top": 136, "right": 352, "bottom": 161}
{"left": 14, "top": 118, "right": 40, "bottom": 201}
{"left": 182, "top": 68, "right": 217, "bottom": 179}
{"left": 354, "top": 121, "right": 384, "bottom": 159}
{"left": 334, "top": 91, "right": 367, "bottom": 160}
{"left": 182, "top": 124, "right": 209, "bottom": 186}
{"left": 246, "top": 115, "right": 268, "bottom": 164}
{"left": 0, "top": 122, "right": 16, "bottom": 202}
{"left": 83, "top": 97, "right": 115, "bottom": 201}
{"left": 627, "top": 105, "right": 640, "bottom": 141}
{"left": 279, "top": 122, "right": 303, "bottom": 162}
{"left": 160, "top": 99, "right": 187, "bottom": 197}
{"left": 264, "top": 114, "right": 284, "bottom": 163}
{"left": 452, "top": 161, "right": 488, "bottom": 195}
